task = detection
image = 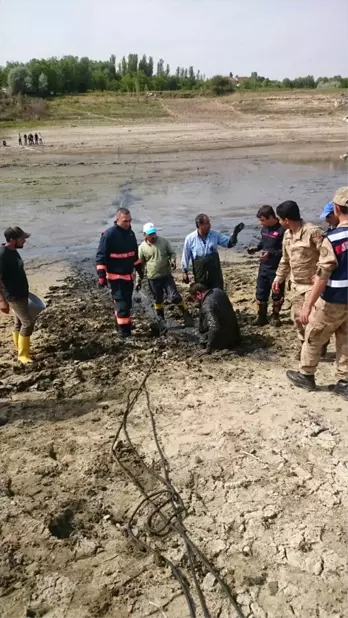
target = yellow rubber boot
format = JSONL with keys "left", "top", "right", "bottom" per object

{"left": 18, "top": 335, "right": 32, "bottom": 364}
{"left": 12, "top": 331, "right": 19, "bottom": 349}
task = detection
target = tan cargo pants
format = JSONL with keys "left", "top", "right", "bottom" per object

{"left": 300, "top": 297, "right": 348, "bottom": 380}
{"left": 291, "top": 288, "right": 312, "bottom": 342}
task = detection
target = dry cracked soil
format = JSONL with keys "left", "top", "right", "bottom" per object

{"left": 0, "top": 256, "right": 347, "bottom": 618}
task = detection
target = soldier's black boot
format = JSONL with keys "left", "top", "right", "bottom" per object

{"left": 329, "top": 380, "right": 348, "bottom": 401}
{"left": 286, "top": 370, "right": 316, "bottom": 391}
{"left": 254, "top": 302, "right": 268, "bottom": 326}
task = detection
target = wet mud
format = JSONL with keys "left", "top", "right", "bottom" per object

{"left": 1, "top": 258, "right": 347, "bottom": 618}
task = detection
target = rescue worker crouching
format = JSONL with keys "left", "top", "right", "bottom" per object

{"left": 287, "top": 187, "right": 348, "bottom": 400}
{"left": 96, "top": 208, "right": 143, "bottom": 338}
{"left": 137, "top": 223, "right": 194, "bottom": 327}
{"left": 248, "top": 205, "right": 285, "bottom": 326}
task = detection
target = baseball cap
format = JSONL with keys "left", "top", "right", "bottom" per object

{"left": 143, "top": 222, "right": 157, "bottom": 235}
{"left": 320, "top": 201, "right": 334, "bottom": 219}
{"left": 333, "top": 187, "right": 348, "bottom": 207}
{"left": 4, "top": 226, "right": 30, "bottom": 241}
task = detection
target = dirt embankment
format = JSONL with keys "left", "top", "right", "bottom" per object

{"left": 0, "top": 256, "right": 347, "bottom": 618}
{"left": 1, "top": 90, "right": 347, "bottom": 162}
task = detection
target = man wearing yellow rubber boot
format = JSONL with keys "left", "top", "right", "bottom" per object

{"left": 0, "top": 227, "right": 33, "bottom": 363}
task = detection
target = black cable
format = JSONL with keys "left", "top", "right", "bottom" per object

{"left": 111, "top": 365, "right": 246, "bottom": 618}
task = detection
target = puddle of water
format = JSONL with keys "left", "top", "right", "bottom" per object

{"left": 0, "top": 158, "right": 346, "bottom": 261}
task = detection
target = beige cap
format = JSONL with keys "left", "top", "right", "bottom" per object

{"left": 333, "top": 187, "right": 348, "bottom": 207}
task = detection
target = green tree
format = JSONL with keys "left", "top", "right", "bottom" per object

{"left": 8, "top": 66, "right": 32, "bottom": 95}
{"left": 38, "top": 72, "right": 49, "bottom": 96}
{"left": 209, "top": 75, "right": 234, "bottom": 96}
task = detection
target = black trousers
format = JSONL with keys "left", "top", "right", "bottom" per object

{"left": 148, "top": 275, "right": 182, "bottom": 309}
{"left": 110, "top": 280, "right": 133, "bottom": 336}
{"left": 193, "top": 253, "right": 224, "bottom": 290}
{"left": 256, "top": 266, "right": 285, "bottom": 303}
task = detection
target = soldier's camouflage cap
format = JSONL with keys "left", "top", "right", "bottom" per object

{"left": 333, "top": 187, "right": 348, "bottom": 207}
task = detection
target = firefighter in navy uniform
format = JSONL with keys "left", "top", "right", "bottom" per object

{"left": 248, "top": 205, "right": 285, "bottom": 326}
{"left": 96, "top": 208, "right": 143, "bottom": 338}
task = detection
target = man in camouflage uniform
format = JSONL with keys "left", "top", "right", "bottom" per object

{"left": 287, "top": 187, "right": 348, "bottom": 400}
{"left": 272, "top": 200, "right": 323, "bottom": 355}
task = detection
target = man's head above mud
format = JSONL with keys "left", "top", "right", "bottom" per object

{"left": 4, "top": 226, "right": 30, "bottom": 249}
{"left": 189, "top": 282, "right": 209, "bottom": 302}
{"left": 276, "top": 200, "right": 301, "bottom": 230}
{"left": 115, "top": 208, "right": 132, "bottom": 230}
{"left": 195, "top": 214, "right": 211, "bottom": 237}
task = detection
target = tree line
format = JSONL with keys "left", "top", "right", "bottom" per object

{"left": 0, "top": 54, "right": 346, "bottom": 97}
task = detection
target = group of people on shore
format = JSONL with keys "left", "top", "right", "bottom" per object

{"left": 96, "top": 187, "right": 348, "bottom": 400}
{"left": 18, "top": 132, "right": 43, "bottom": 146}
{"left": 0, "top": 187, "right": 347, "bottom": 402}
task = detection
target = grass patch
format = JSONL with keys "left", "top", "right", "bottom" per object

{"left": 0, "top": 92, "right": 169, "bottom": 128}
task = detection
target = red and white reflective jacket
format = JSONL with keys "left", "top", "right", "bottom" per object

{"left": 96, "top": 224, "right": 142, "bottom": 282}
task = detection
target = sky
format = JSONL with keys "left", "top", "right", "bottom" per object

{"left": 1, "top": 0, "right": 347, "bottom": 79}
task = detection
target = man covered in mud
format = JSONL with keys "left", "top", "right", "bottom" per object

{"left": 272, "top": 201, "right": 322, "bottom": 357}
{"left": 96, "top": 208, "right": 143, "bottom": 338}
{"left": 287, "top": 187, "right": 348, "bottom": 400}
{"left": 248, "top": 205, "right": 285, "bottom": 326}
{"left": 182, "top": 214, "right": 244, "bottom": 290}
{"left": 137, "top": 222, "right": 193, "bottom": 326}
{"left": 0, "top": 226, "right": 33, "bottom": 363}
{"left": 189, "top": 282, "right": 241, "bottom": 356}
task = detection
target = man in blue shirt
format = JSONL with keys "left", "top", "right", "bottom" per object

{"left": 181, "top": 214, "right": 244, "bottom": 289}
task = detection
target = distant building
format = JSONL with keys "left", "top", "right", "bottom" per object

{"left": 228, "top": 73, "right": 248, "bottom": 87}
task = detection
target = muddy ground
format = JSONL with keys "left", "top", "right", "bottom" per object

{"left": 0, "top": 255, "right": 347, "bottom": 618}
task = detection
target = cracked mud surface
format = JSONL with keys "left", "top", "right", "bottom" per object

{"left": 0, "top": 257, "right": 347, "bottom": 618}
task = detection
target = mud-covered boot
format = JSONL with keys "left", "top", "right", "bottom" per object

{"left": 329, "top": 380, "right": 348, "bottom": 401}
{"left": 270, "top": 301, "right": 282, "bottom": 327}
{"left": 254, "top": 302, "right": 268, "bottom": 326}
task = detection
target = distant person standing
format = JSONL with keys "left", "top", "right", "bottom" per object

{"left": 38, "top": 132, "right": 43, "bottom": 145}
{"left": 34, "top": 133, "right": 38, "bottom": 145}
{"left": 24, "top": 134, "right": 28, "bottom": 146}
{"left": 28, "top": 133, "right": 33, "bottom": 145}
{"left": 18, "top": 133, "right": 22, "bottom": 146}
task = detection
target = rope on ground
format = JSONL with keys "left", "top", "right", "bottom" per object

{"left": 111, "top": 363, "right": 246, "bottom": 618}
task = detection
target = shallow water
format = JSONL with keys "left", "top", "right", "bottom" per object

{"left": 1, "top": 156, "right": 346, "bottom": 261}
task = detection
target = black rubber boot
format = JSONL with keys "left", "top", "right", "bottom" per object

{"left": 329, "top": 380, "right": 348, "bottom": 401}
{"left": 254, "top": 302, "right": 268, "bottom": 326}
{"left": 286, "top": 370, "right": 316, "bottom": 391}
{"left": 155, "top": 308, "right": 165, "bottom": 319}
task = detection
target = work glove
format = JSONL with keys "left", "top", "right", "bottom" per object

{"left": 229, "top": 222, "right": 245, "bottom": 247}
{"left": 98, "top": 277, "right": 107, "bottom": 288}
{"left": 170, "top": 258, "right": 177, "bottom": 271}
{"left": 182, "top": 272, "right": 190, "bottom": 284}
